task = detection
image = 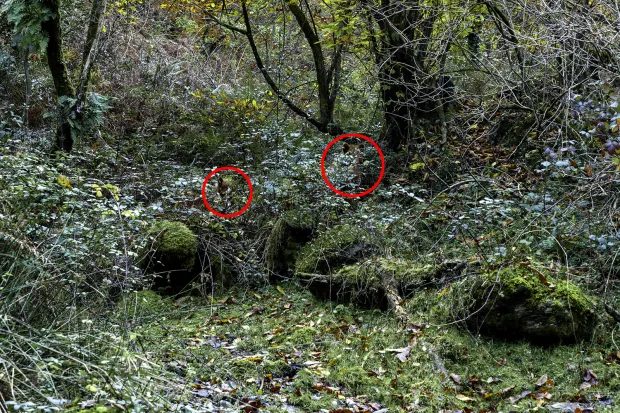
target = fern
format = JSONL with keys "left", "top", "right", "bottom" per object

{"left": 59, "top": 92, "right": 111, "bottom": 137}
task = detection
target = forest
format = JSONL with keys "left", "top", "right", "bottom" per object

{"left": 0, "top": 0, "right": 619, "bottom": 412}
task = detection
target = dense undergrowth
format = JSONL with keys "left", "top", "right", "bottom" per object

{"left": 1, "top": 122, "right": 619, "bottom": 411}
{"left": 1, "top": 1, "right": 620, "bottom": 411}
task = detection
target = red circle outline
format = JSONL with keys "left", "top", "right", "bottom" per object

{"left": 201, "top": 166, "right": 253, "bottom": 219}
{"left": 321, "top": 133, "right": 385, "bottom": 198}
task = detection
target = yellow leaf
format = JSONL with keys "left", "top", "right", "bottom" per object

{"left": 56, "top": 174, "right": 72, "bottom": 189}
{"left": 409, "top": 162, "right": 425, "bottom": 171}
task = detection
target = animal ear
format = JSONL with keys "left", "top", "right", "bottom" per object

{"left": 343, "top": 142, "right": 351, "bottom": 153}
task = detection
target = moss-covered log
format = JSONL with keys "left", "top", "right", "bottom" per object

{"left": 297, "top": 257, "right": 467, "bottom": 309}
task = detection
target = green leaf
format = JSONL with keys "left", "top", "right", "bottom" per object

{"left": 409, "top": 162, "right": 425, "bottom": 171}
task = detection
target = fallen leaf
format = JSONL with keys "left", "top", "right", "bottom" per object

{"left": 508, "top": 390, "right": 532, "bottom": 404}
{"left": 534, "top": 391, "right": 553, "bottom": 400}
{"left": 456, "top": 394, "right": 475, "bottom": 402}
{"left": 499, "top": 385, "right": 515, "bottom": 396}
{"left": 239, "top": 354, "right": 263, "bottom": 363}
{"left": 536, "top": 374, "right": 548, "bottom": 388}
{"left": 582, "top": 369, "right": 598, "bottom": 385}
{"left": 244, "top": 306, "right": 264, "bottom": 318}
{"left": 606, "top": 351, "right": 620, "bottom": 363}
{"left": 396, "top": 346, "right": 411, "bottom": 362}
{"left": 193, "top": 389, "right": 211, "bottom": 398}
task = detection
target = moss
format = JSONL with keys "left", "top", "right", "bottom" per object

{"left": 497, "top": 267, "right": 539, "bottom": 295}
{"left": 140, "top": 220, "right": 198, "bottom": 292}
{"left": 288, "top": 369, "right": 336, "bottom": 411}
{"left": 553, "top": 280, "right": 594, "bottom": 313}
{"left": 456, "top": 263, "right": 597, "bottom": 344}
{"left": 143, "top": 220, "right": 197, "bottom": 271}
{"left": 294, "top": 224, "right": 374, "bottom": 276}
{"left": 287, "top": 326, "right": 318, "bottom": 345}
{"left": 102, "top": 283, "right": 617, "bottom": 412}
{"left": 303, "top": 257, "right": 439, "bottom": 309}
{"left": 264, "top": 210, "right": 317, "bottom": 279}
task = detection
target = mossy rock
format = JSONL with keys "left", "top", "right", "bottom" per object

{"left": 307, "top": 257, "right": 460, "bottom": 309}
{"left": 454, "top": 264, "right": 597, "bottom": 344}
{"left": 264, "top": 210, "right": 317, "bottom": 280}
{"left": 140, "top": 220, "right": 198, "bottom": 293}
{"left": 294, "top": 224, "right": 376, "bottom": 276}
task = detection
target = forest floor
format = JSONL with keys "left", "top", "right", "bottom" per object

{"left": 2, "top": 135, "right": 619, "bottom": 413}
{"left": 96, "top": 284, "right": 618, "bottom": 413}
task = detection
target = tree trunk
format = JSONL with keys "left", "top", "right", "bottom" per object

{"left": 76, "top": 0, "right": 108, "bottom": 109}
{"left": 41, "top": 0, "right": 75, "bottom": 152}
{"left": 368, "top": 1, "right": 443, "bottom": 150}
{"left": 41, "top": 0, "right": 107, "bottom": 152}
{"left": 378, "top": 58, "right": 417, "bottom": 151}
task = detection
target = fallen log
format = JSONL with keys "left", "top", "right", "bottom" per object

{"left": 379, "top": 267, "right": 450, "bottom": 378}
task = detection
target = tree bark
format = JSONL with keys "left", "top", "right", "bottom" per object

{"left": 41, "top": 0, "right": 107, "bottom": 152}
{"left": 366, "top": 1, "right": 444, "bottom": 150}
{"left": 41, "top": 0, "right": 75, "bottom": 152}
{"left": 76, "top": 0, "right": 108, "bottom": 109}
{"left": 287, "top": 2, "right": 335, "bottom": 132}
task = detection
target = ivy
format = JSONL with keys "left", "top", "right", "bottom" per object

{"left": 0, "top": 0, "right": 52, "bottom": 53}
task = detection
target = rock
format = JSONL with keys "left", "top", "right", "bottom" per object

{"left": 264, "top": 210, "right": 317, "bottom": 280}
{"left": 455, "top": 264, "right": 597, "bottom": 344}
{"left": 140, "top": 220, "right": 198, "bottom": 293}
{"left": 294, "top": 224, "right": 376, "bottom": 276}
